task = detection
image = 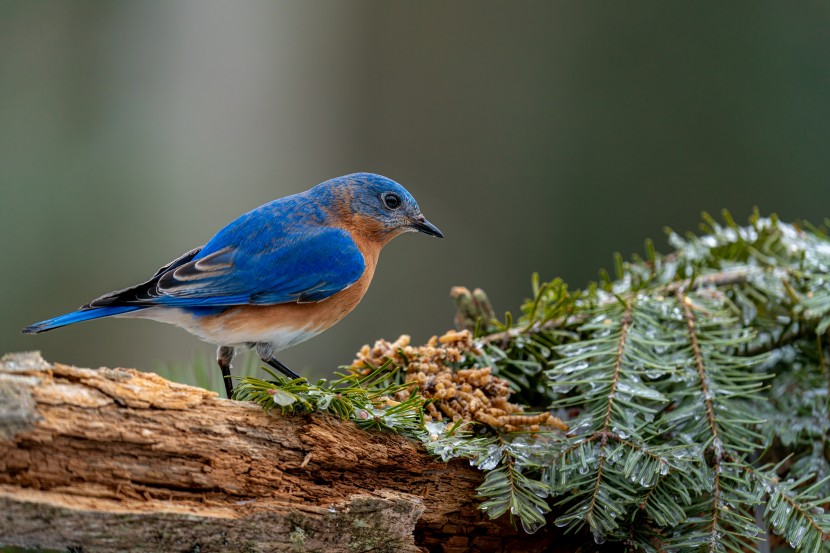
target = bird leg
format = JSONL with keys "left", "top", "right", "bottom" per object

{"left": 255, "top": 343, "right": 301, "bottom": 380}
{"left": 217, "top": 345, "right": 236, "bottom": 399}
{"left": 263, "top": 357, "right": 301, "bottom": 380}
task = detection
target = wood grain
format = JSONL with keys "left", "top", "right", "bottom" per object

{"left": 0, "top": 352, "right": 564, "bottom": 553}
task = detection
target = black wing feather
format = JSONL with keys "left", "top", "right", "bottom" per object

{"left": 84, "top": 246, "right": 203, "bottom": 308}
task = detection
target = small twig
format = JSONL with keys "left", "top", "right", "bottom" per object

{"left": 677, "top": 290, "right": 719, "bottom": 446}
{"left": 677, "top": 288, "right": 723, "bottom": 553}
{"left": 478, "top": 267, "right": 759, "bottom": 346}
{"left": 662, "top": 266, "right": 757, "bottom": 294}
{"left": 479, "top": 316, "right": 577, "bottom": 346}
{"left": 585, "top": 300, "right": 634, "bottom": 528}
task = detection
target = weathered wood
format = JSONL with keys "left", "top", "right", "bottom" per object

{"left": 0, "top": 352, "right": 564, "bottom": 553}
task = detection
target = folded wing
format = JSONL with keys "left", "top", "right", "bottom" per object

{"left": 88, "top": 226, "right": 365, "bottom": 308}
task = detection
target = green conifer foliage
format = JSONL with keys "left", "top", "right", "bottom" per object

{"left": 438, "top": 213, "right": 830, "bottom": 551}
{"left": 241, "top": 212, "right": 830, "bottom": 551}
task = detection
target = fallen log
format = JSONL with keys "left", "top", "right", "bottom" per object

{"left": 0, "top": 352, "right": 567, "bottom": 552}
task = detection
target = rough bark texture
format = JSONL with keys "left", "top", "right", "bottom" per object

{"left": 0, "top": 352, "right": 565, "bottom": 553}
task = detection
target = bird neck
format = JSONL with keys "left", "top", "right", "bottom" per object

{"left": 347, "top": 224, "right": 388, "bottom": 267}
{"left": 342, "top": 214, "right": 401, "bottom": 246}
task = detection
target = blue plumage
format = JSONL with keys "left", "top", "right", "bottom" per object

{"left": 23, "top": 172, "right": 443, "bottom": 397}
{"left": 22, "top": 306, "right": 143, "bottom": 333}
{"left": 153, "top": 226, "right": 365, "bottom": 305}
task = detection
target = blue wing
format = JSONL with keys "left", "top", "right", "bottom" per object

{"left": 88, "top": 195, "right": 365, "bottom": 308}
{"left": 153, "top": 226, "right": 364, "bottom": 305}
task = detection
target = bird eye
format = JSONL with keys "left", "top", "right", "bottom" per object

{"left": 382, "top": 192, "right": 401, "bottom": 210}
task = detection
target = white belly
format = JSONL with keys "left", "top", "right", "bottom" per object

{"left": 118, "top": 307, "right": 320, "bottom": 350}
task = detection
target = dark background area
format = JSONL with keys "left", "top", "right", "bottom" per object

{"left": 2, "top": 2, "right": 829, "bottom": 387}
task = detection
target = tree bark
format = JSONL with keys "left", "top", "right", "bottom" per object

{"left": 0, "top": 352, "right": 564, "bottom": 553}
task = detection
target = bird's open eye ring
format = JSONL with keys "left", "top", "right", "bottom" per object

{"left": 382, "top": 192, "right": 401, "bottom": 210}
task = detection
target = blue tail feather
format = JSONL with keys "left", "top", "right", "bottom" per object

{"left": 21, "top": 306, "right": 144, "bottom": 334}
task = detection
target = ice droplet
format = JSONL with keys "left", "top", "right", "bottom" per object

{"left": 520, "top": 516, "right": 544, "bottom": 534}
{"left": 712, "top": 437, "right": 724, "bottom": 459}
{"left": 474, "top": 444, "right": 502, "bottom": 470}
{"left": 787, "top": 524, "right": 806, "bottom": 548}
{"left": 424, "top": 421, "right": 447, "bottom": 435}
{"left": 550, "top": 383, "right": 576, "bottom": 394}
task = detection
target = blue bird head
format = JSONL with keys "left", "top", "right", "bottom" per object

{"left": 315, "top": 173, "right": 443, "bottom": 241}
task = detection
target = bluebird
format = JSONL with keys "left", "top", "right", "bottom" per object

{"left": 22, "top": 173, "right": 443, "bottom": 398}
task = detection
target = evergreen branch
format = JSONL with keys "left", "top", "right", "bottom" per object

{"left": 550, "top": 434, "right": 598, "bottom": 464}
{"left": 479, "top": 316, "right": 570, "bottom": 346}
{"left": 677, "top": 290, "right": 720, "bottom": 453}
{"left": 603, "top": 302, "right": 633, "bottom": 431}
{"left": 477, "top": 457, "right": 550, "bottom": 534}
{"left": 662, "top": 266, "right": 757, "bottom": 294}
{"left": 233, "top": 366, "right": 427, "bottom": 436}
{"left": 479, "top": 267, "right": 758, "bottom": 347}
{"left": 585, "top": 296, "right": 632, "bottom": 533}
{"left": 707, "top": 467, "right": 722, "bottom": 553}
{"left": 551, "top": 431, "right": 665, "bottom": 470}
{"left": 744, "top": 463, "right": 830, "bottom": 551}
{"left": 767, "top": 477, "right": 830, "bottom": 549}
{"left": 671, "top": 289, "right": 767, "bottom": 552}
{"left": 629, "top": 456, "right": 710, "bottom": 551}
{"left": 587, "top": 454, "right": 609, "bottom": 534}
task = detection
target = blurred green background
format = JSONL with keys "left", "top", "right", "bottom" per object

{"left": 2, "top": 2, "right": 830, "bottom": 389}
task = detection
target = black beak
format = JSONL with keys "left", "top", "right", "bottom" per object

{"left": 411, "top": 215, "right": 444, "bottom": 238}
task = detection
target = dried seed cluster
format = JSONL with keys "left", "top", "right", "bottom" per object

{"left": 352, "top": 330, "right": 566, "bottom": 433}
